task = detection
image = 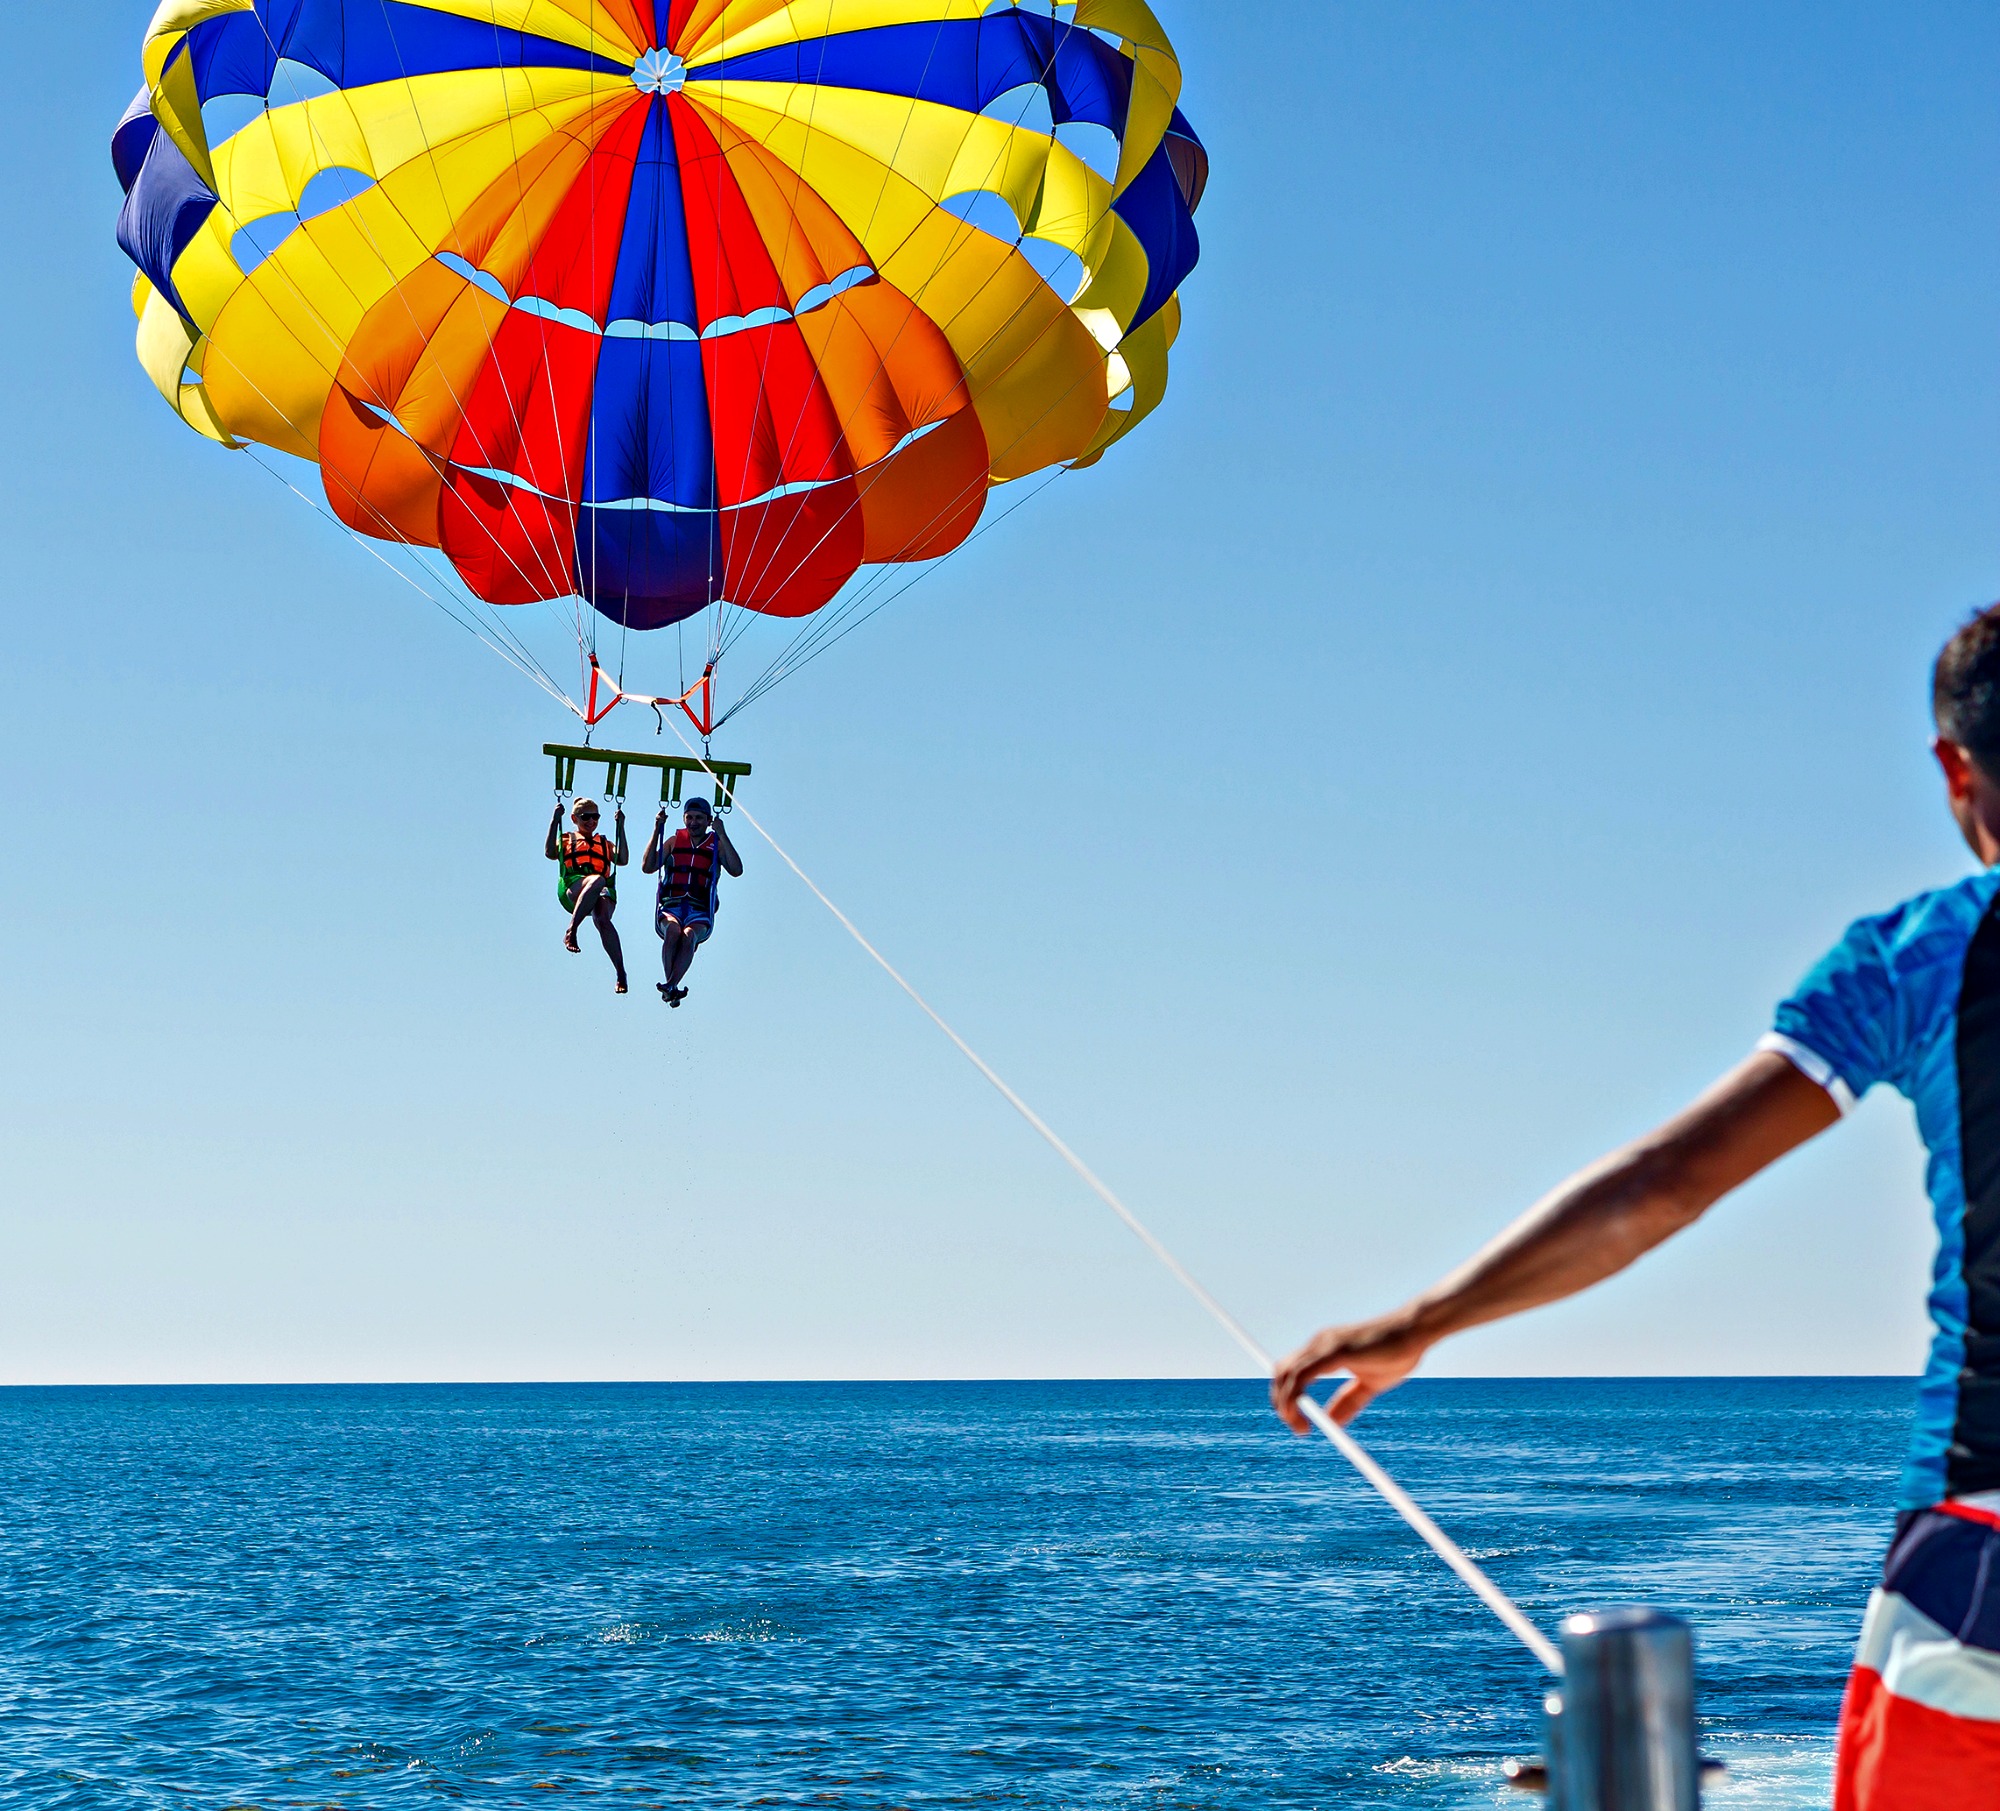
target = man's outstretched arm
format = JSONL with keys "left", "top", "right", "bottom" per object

{"left": 1270, "top": 1049, "right": 1842, "bottom": 1433}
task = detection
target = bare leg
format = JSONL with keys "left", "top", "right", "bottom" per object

{"left": 655, "top": 916, "right": 701, "bottom": 1000}
{"left": 565, "top": 873, "right": 608, "bottom": 950}
{"left": 592, "top": 896, "right": 627, "bottom": 991}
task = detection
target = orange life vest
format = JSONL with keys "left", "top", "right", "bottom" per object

{"left": 561, "top": 830, "right": 615, "bottom": 882}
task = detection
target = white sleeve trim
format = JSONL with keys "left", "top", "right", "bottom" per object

{"left": 1756, "top": 1031, "right": 1858, "bottom": 1115}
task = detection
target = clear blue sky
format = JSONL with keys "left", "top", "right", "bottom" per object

{"left": 1, "top": 3, "right": 1994, "bottom": 1385}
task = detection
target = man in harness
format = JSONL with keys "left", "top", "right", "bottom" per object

{"left": 1271, "top": 602, "right": 2000, "bottom": 1810}
{"left": 545, "top": 796, "right": 629, "bottom": 994}
{"left": 642, "top": 795, "right": 741, "bottom": 1007}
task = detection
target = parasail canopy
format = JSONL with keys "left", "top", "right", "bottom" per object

{"left": 114, "top": 0, "right": 1205, "bottom": 709}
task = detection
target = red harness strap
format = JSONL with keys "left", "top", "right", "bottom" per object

{"left": 1937, "top": 1499, "right": 2000, "bottom": 1531}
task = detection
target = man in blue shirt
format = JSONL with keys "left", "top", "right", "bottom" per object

{"left": 1271, "top": 605, "right": 2000, "bottom": 1810}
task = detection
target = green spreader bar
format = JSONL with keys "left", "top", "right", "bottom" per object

{"left": 546, "top": 744, "right": 751, "bottom": 809}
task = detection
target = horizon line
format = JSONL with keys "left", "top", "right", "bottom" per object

{"left": 0, "top": 1372, "right": 1921, "bottom": 1391}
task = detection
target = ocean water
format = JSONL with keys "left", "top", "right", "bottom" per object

{"left": 0, "top": 1378, "right": 1903, "bottom": 1809}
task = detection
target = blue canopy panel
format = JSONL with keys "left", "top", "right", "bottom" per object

{"left": 578, "top": 96, "right": 718, "bottom": 629}
{"left": 600, "top": 98, "right": 702, "bottom": 336}
{"left": 112, "top": 87, "right": 160, "bottom": 192}
{"left": 179, "top": 0, "right": 631, "bottom": 106}
{"left": 692, "top": 14, "right": 1134, "bottom": 136}
{"left": 1112, "top": 127, "right": 1202, "bottom": 332}
{"left": 114, "top": 117, "right": 220, "bottom": 323}
{"left": 575, "top": 491, "right": 720, "bottom": 628}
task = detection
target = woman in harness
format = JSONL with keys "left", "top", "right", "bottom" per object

{"left": 546, "top": 796, "right": 629, "bottom": 994}
{"left": 642, "top": 796, "right": 742, "bottom": 1006}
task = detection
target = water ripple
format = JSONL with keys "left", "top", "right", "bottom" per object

{"left": 0, "top": 1378, "right": 1898, "bottom": 1807}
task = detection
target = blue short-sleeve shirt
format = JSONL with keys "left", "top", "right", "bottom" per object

{"left": 1762, "top": 867, "right": 2000, "bottom": 1508}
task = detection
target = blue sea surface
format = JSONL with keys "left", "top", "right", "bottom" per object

{"left": 0, "top": 1378, "right": 1902, "bottom": 1808}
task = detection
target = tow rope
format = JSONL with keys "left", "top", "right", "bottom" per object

{"left": 664, "top": 729, "right": 1565, "bottom": 1678}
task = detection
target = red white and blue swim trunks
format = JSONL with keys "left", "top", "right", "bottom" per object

{"left": 1836, "top": 1502, "right": 2000, "bottom": 1808}
{"left": 1765, "top": 868, "right": 2000, "bottom": 1804}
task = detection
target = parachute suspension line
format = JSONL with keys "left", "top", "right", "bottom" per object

{"left": 175, "top": 241, "right": 563, "bottom": 686}
{"left": 714, "top": 306, "right": 1097, "bottom": 717}
{"left": 211, "top": 323, "right": 563, "bottom": 695}
{"left": 718, "top": 462, "right": 1071, "bottom": 727}
{"left": 656, "top": 719, "right": 1565, "bottom": 1680}
{"left": 241, "top": 447, "right": 571, "bottom": 711}
{"left": 715, "top": 7, "right": 849, "bottom": 633}
{"left": 721, "top": 318, "right": 1095, "bottom": 698}
{"left": 714, "top": 57, "right": 1136, "bottom": 721}
{"left": 208, "top": 10, "right": 1167, "bottom": 737}
{"left": 690, "top": 0, "right": 846, "bottom": 675}
{"left": 718, "top": 216, "right": 1140, "bottom": 710}
{"left": 245, "top": 6, "right": 600, "bottom": 654}
{"left": 209, "top": 305, "right": 563, "bottom": 696}
{"left": 634, "top": 29, "right": 690, "bottom": 703}
{"left": 700, "top": 77, "right": 1107, "bottom": 718}
{"left": 725, "top": 246, "right": 1101, "bottom": 652}
{"left": 701, "top": 0, "right": 1029, "bottom": 684}
{"left": 701, "top": 43, "right": 731, "bottom": 683}
{"left": 713, "top": 8, "right": 957, "bottom": 625}
{"left": 245, "top": 3, "right": 600, "bottom": 675}
{"left": 244, "top": 453, "right": 560, "bottom": 702}
{"left": 363, "top": 1, "right": 609, "bottom": 666}
{"left": 586, "top": 6, "right": 604, "bottom": 688}
{"left": 716, "top": 252, "right": 1131, "bottom": 723}
{"left": 189, "top": 281, "right": 550, "bottom": 679}
{"left": 717, "top": 28, "right": 1036, "bottom": 628}
{"left": 716, "top": 458, "right": 1016, "bottom": 721}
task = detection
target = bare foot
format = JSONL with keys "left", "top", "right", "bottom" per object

{"left": 615, "top": 976, "right": 628, "bottom": 995}
{"left": 563, "top": 931, "right": 580, "bottom": 953}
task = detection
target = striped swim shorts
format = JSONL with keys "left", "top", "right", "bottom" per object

{"left": 1836, "top": 1501, "right": 2000, "bottom": 1809}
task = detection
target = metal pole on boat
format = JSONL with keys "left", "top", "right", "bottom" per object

{"left": 1543, "top": 1608, "right": 1701, "bottom": 1810}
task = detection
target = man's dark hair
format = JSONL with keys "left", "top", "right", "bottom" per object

{"left": 1934, "top": 603, "right": 2000, "bottom": 778}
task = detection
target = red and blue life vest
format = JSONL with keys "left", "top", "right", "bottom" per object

{"left": 659, "top": 827, "right": 720, "bottom": 912}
